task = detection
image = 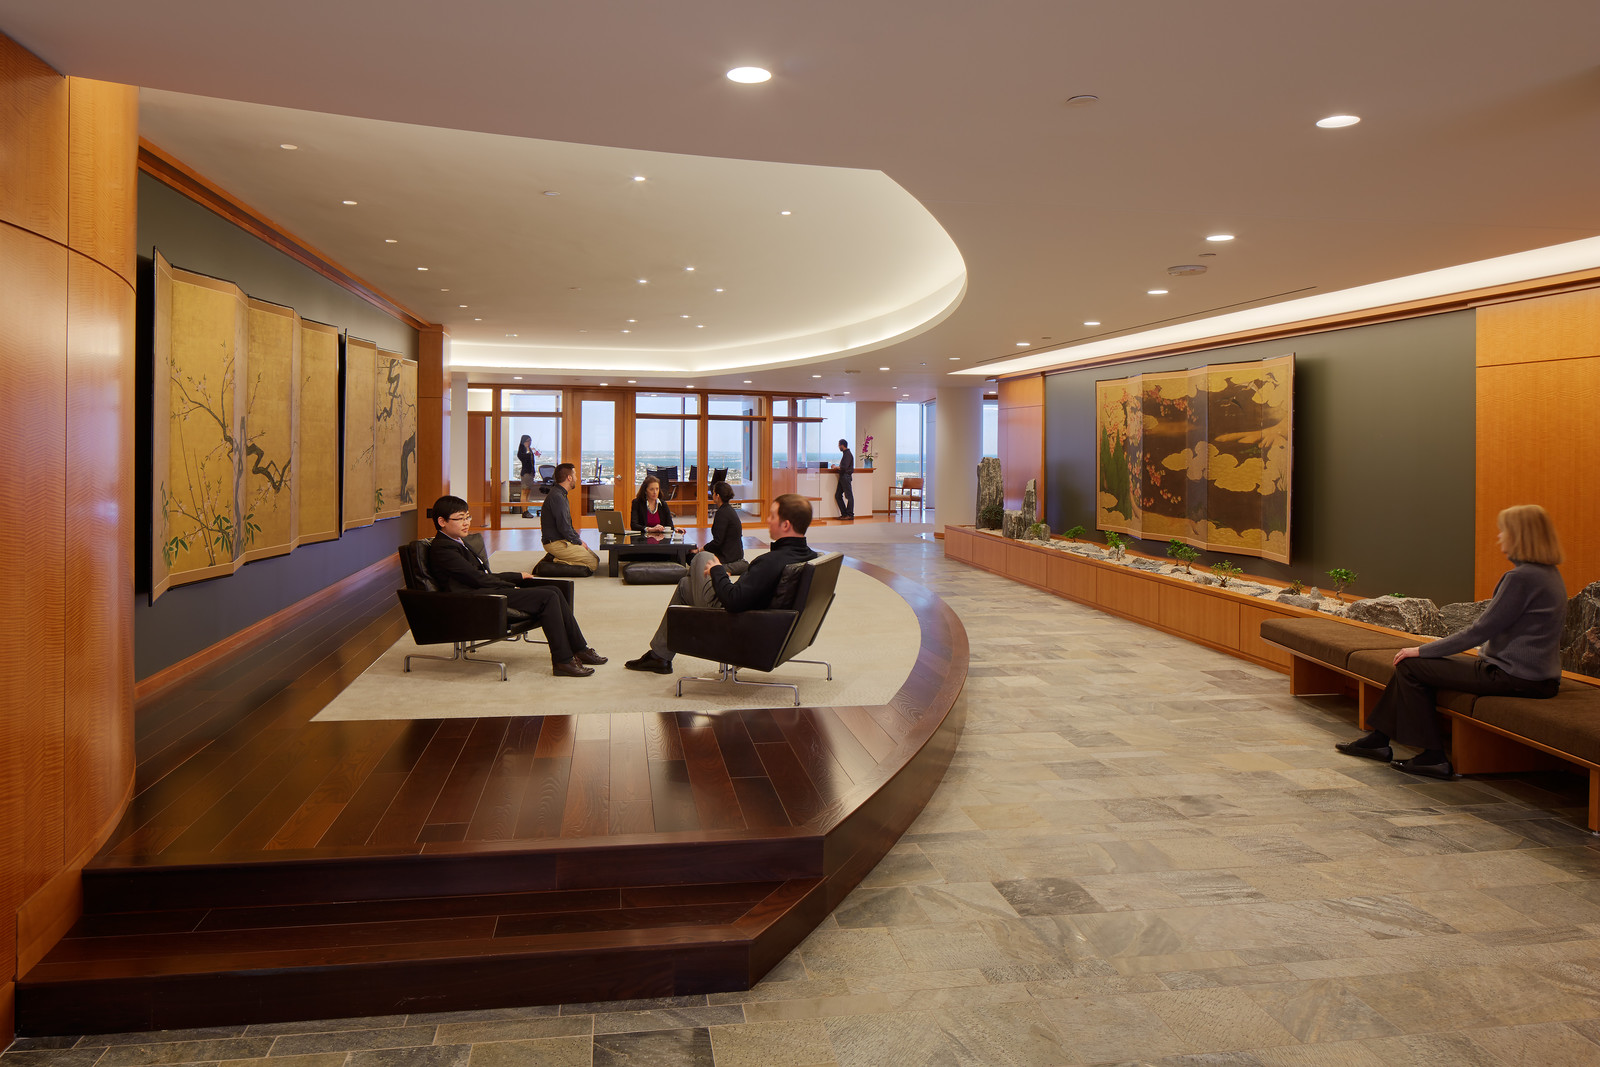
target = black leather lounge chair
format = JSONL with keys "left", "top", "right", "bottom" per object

{"left": 395, "top": 533, "right": 575, "bottom": 681}
{"left": 664, "top": 552, "right": 843, "bottom": 706}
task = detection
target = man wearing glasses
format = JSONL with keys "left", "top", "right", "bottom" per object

{"left": 427, "top": 495, "right": 606, "bottom": 677}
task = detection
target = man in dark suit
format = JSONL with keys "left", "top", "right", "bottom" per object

{"left": 427, "top": 496, "right": 605, "bottom": 677}
{"left": 834, "top": 438, "right": 855, "bottom": 519}
{"left": 625, "top": 494, "right": 818, "bottom": 674}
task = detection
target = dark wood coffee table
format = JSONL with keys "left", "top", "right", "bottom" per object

{"left": 601, "top": 532, "right": 701, "bottom": 577}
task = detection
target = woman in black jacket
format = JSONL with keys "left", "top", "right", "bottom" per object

{"left": 630, "top": 474, "right": 675, "bottom": 535}
{"left": 703, "top": 481, "right": 748, "bottom": 575}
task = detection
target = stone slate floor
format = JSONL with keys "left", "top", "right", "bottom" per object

{"left": 9, "top": 539, "right": 1600, "bottom": 1066}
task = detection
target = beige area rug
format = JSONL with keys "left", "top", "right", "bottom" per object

{"left": 314, "top": 551, "right": 921, "bottom": 720}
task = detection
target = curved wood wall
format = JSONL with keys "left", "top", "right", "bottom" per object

{"left": 0, "top": 31, "right": 137, "bottom": 1042}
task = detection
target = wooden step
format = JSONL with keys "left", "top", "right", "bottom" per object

{"left": 19, "top": 876, "right": 827, "bottom": 1034}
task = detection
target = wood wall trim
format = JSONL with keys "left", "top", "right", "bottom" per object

{"left": 133, "top": 555, "right": 401, "bottom": 704}
{"left": 137, "top": 140, "right": 437, "bottom": 333}
{"left": 999, "top": 271, "right": 1600, "bottom": 383}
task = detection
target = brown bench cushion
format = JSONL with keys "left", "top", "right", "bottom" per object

{"left": 1471, "top": 682, "right": 1600, "bottom": 766}
{"left": 1260, "top": 617, "right": 1414, "bottom": 669}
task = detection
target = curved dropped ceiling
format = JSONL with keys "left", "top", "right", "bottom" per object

{"left": 137, "top": 89, "right": 967, "bottom": 377}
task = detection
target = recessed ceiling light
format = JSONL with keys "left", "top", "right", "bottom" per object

{"left": 714, "top": 288, "right": 724, "bottom": 293}
{"left": 949, "top": 357, "right": 960, "bottom": 361}
{"left": 842, "top": 391, "right": 850, "bottom": 395}
{"left": 473, "top": 317, "right": 481, "bottom": 321}
{"left": 1083, "top": 320, "right": 1101, "bottom": 326}
{"left": 812, "top": 374, "right": 822, "bottom": 379}
{"left": 743, "top": 380, "right": 752, "bottom": 384}
{"left": 727, "top": 66, "right": 772, "bottom": 83}
{"left": 513, "top": 376, "right": 522, "bottom": 380}
{"left": 680, "top": 314, "right": 690, "bottom": 319}
{"left": 458, "top": 304, "right": 468, "bottom": 308}
{"left": 416, "top": 267, "right": 428, "bottom": 271}
{"left": 440, "top": 288, "right": 449, "bottom": 292}
{"left": 1064, "top": 94, "right": 1099, "bottom": 106}
{"left": 599, "top": 382, "right": 608, "bottom": 387}
{"left": 627, "top": 380, "right": 637, "bottom": 384}
{"left": 626, "top": 319, "right": 637, "bottom": 323}
{"left": 542, "top": 190, "right": 561, "bottom": 196}
{"left": 506, "top": 333, "right": 517, "bottom": 337}
{"left": 1206, "top": 233, "right": 1235, "bottom": 242}
{"left": 621, "top": 329, "right": 631, "bottom": 333}
{"left": 1316, "top": 114, "right": 1361, "bottom": 128}
{"left": 1147, "top": 289, "right": 1168, "bottom": 295}
{"left": 384, "top": 238, "right": 397, "bottom": 244}
{"left": 1016, "top": 341, "right": 1030, "bottom": 347}
{"left": 879, "top": 366, "right": 890, "bottom": 371}
{"left": 341, "top": 199, "right": 357, "bottom": 205}
{"left": 684, "top": 266, "right": 695, "bottom": 271}
{"left": 638, "top": 279, "right": 648, "bottom": 284}
{"left": 279, "top": 143, "right": 298, "bottom": 150}
{"left": 696, "top": 324, "right": 705, "bottom": 328}
{"left": 632, "top": 176, "right": 646, "bottom": 182}
{"left": 779, "top": 210, "right": 792, "bottom": 216}
{"left": 902, "top": 394, "right": 910, "bottom": 398}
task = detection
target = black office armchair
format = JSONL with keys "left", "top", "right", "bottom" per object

{"left": 395, "top": 534, "right": 575, "bottom": 681}
{"left": 536, "top": 463, "right": 557, "bottom": 497}
{"left": 708, "top": 467, "right": 728, "bottom": 499}
{"left": 664, "top": 552, "right": 842, "bottom": 705}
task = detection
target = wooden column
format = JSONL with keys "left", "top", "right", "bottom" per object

{"left": 1475, "top": 287, "right": 1600, "bottom": 597}
{"left": 998, "top": 373, "right": 1045, "bottom": 512}
{"left": 416, "top": 326, "right": 451, "bottom": 537}
{"left": 0, "top": 33, "right": 138, "bottom": 1043}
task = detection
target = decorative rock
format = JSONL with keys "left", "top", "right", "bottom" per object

{"left": 1128, "top": 558, "right": 1165, "bottom": 573}
{"left": 1275, "top": 593, "right": 1323, "bottom": 610}
{"left": 1002, "top": 509, "right": 1028, "bottom": 539}
{"left": 1021, "top": 478, "right": 1037, "bottom": 528}
{"left": 1230, "top": 582, "right": 1273, "bottom": 597}
{"left": 1347, "top": 596, "right": 1449, "bottom": 638}
{"left": 1438, "top": 599, "right": 1491, "bottom": 636}
{"left": 1563, "top": 581, "right": 1600, "bottom": 678}
{"left": 1194, "top": 575, "right": 1219, "bottom": 587}
{"left": 977, "top": 458, "right": 1003, "bottom": 527}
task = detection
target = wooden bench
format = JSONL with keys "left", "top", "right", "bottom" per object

{"left": 1261, "top": 616, "right": 1600, "bottom": 831}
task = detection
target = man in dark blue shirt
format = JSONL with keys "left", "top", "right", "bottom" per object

{"left": 539, "top": 462, "right": 599, "bottom": 575}
{"left": 834, "top": 439, "right": 855, "bottom": 519}
{"left": 625, "top": 494, "right": 818, "bottom": 673}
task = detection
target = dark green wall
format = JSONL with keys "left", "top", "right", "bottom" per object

{"left": 134, "top": 174, "right": 419, "bottom": 679}
{"left": 1044, "top": 310, "right": 1478, "bottom": 604}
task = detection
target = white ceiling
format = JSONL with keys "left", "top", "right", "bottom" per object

{"left": 4, "top": 0, "right": 1599, "bottom": 402}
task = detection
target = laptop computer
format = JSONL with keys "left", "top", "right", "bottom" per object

{"left": 595, "top": 509, "right": 627, "bottom": 536}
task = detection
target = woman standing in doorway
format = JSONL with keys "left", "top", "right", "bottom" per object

{"left": 517, "top": 435, "right": 538, "bottom": 518}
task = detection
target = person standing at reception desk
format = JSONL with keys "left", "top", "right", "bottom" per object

{"left": 835, "top": 439, "right": 855, "bottom": 519}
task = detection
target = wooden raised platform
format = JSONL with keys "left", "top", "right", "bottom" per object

{"left": 16, "top": 555, "right": 967, "bottom": 1035}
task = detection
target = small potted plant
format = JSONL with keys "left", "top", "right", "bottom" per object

{"left": 1064, "top": 524, "right": 1086, "bottom": 540}
{"left": 1167, "top": 538, "right": 1200, "bottom": 574}
{"left": 1287, "top": 579, "right": 1304, "bottom": 596}
{"left": 1212, "top": 559, "right": 1242, "bottom": 587}
{"left": 1104, "top": 531, "right": 1128, "bottom": 560}
{"left": 1028, "top": 522, "right": 1051, "bottom": 540}
{"left": 979, "top": 502, "right": 1004, "bottom": 530}
{"left": 859, "top": 435, "right": 877, "bottom": 469}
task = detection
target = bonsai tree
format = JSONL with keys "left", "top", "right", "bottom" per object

{"left": 1287, "top": 579, "right": 1304, "bottom": 596}
{"left": 1103, "top": 531, "right": 1127, "bottom": 559}
{"left": 1212, "top": 559, "right": 1242, "bottom": 587}
{"left": 1064, "top": 524, "right": 1086, "bottom": 540}
{"left": 1028, "top": 521, "right": 1051, "bottom": 540}
{"left": 1326, "top": 567, "right": 1357, "bottom": 599}
{"left": 979, "top": 502, "right": 1004, "bottom": 530}
{"left": 1167, "top": 538, "right": 1200, "bottom": 574}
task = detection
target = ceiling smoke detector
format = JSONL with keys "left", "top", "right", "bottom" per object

{"left": 1167, "top": 264, "right": 1208, "bottom": 277}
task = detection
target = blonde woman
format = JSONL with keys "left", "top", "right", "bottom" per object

{"left": 1337, "top": 504, "right": 1567, "bottom": 779}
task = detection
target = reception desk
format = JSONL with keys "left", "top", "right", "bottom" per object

{"left": 817, "top": 467, "right": 876, "bottom": 518}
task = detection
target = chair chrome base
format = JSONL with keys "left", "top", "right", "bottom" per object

{"left": 675, "top": 658, "right": 832, "bottom": 707}
{"left": 404, "top": 639, "right": 514, "bottom": 682}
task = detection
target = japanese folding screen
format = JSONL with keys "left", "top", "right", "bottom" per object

{"left": 342, "top": 337, "right": 378, "bottom": 530}
{"left": 297, "top": 320, "right": 341, "bottom": 545}
{"left": 1095, "top": 354, "right": 1293, "bottom": 563}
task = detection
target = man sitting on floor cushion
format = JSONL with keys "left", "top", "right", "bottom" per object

{"left": 427, "top": 495, "right": 606, "bottom": 678}
{"left": 539, "top": 463, "right": 600, "bottom": 575}
{"left": 625, "top": 493, "right": 818, "bottom": 674}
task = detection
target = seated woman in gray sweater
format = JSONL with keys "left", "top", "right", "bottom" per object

{"left": 1336, "top": 504, "right": 1568, "bottom": 779}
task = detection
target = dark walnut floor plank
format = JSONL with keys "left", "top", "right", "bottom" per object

{"left": 647, "top": 760, "right": 700, "bottom": 833}
{"left": 515, "top": 756, "right": 572, "bottom": 839}
{"left": 426, "top": 717, "right": 510, "bottom": 828}
{"left": 560, "top": 739, "right": 612, "bottom": 837}
{"left": 679, "top": 726, "right": 747, "bottom": 832}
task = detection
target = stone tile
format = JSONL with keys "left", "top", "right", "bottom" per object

{"left": 245, "top": 1017, "right": 410, "bottom": 1036}
{"left": 267, "top": 1027, "right": 438, "bottom": 1056}
{"left": 993, "top": 877, "right": 1104, "bottom": 916}
{"left": 798, "top": 927, "right": 907, "bottom": 978}
{"left": 1138, "top": 987, "right": 1299, "bottom": 1053}
{"left": 1464, "top": 1022, "right": 1600, "bottom": 1065}
{"left": 217, "top": 1055, "right": 345, "bottom": 1067}
{"left": 833, "top": 886, "right": 934, "bottom": 928}
{"left": 1241, "top": 979, "right": 1400, "bottom": 1043}
{"left": 0, "top": 1052, "right": 110, "bottom": 1067}
{"left": 707, "top": 1020, "right": 836, "bottom": 1067}
{"left": 592, "top": 1027, "right": 712, "bottom": 1067}
{"left": 1035, "top": 994, "right": 1190, "bottom": 1063}
{"left": 405, "top": 1005, "right": 563, "bottom": 1024}
{"left": 99, "top": 1039, "right": 274, "bottom": 1067}
{"left": 432, "top": 1015, "right": 592, "bottom": 1044}
{"left": 464, "top": 1037, "right": 590, "bottom": 1067}
{"left": 590, "top": 1006, "right": 744, "bottom": 1034}
{"left": 560, "top": 994, "right": 708, "bottom": 1015}
{"left": 822, "top": 1012, "right": 953, "bottom": 1067}
{"left": 858, "top": 850, "right": 944, "bottom": 888}
{"left": 345, "top": 1048, "right": 470, "bottom": 1067}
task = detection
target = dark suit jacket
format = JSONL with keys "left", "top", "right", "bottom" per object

{"left": 427, "top": 534, "right": 520, "bottom": 593}
{"left": 837, "top": 448, "right": 855, "bottom": 481}
{"left": 630, "top": 497, "right": 675, "bottom": 533}
{"left": 703, "top": 502, "right": 744, "bottom": 564}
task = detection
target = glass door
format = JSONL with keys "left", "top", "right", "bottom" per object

{"left": 567, "top": 390, "right": 629, "bottom": 525}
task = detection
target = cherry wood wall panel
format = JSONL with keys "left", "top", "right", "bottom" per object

{"left": 416, "top": 328, "right": 450, "bottom": 538}
{"left": 998, "top": 374, "right": 1044, "bottom": 512}
{"left": 64, "top": 254, "right": 136, "bottom": 855}
{"left": 1475, "top": 288, "right": 1600, "bottom": 599}
{"left": 0, "top": 32, "right": 67, "bottom": 244}
{"left": 0, "top": 224, "right": 70, "bottom": 1031}
{"left": 1477, "top": 288, "right": 1600, "bottom": 368}
{"left": 66, "top": 78, "right": 138, "bottom": 285}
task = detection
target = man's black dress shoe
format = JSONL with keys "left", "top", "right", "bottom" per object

{"left": 553, "top": 658, "right": 595, "bottom": 678}
{"left": 1334, "top": 739, "right": 1393, "bottom": 762}
{"left": 576, "top": 648, "right": 608, "bottom": 665}
{"left": 1391, "top": 756, "right": 1455, "bottom": 780}
{"left": 624, "top": 651, "right": 674, "bottom": 674}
